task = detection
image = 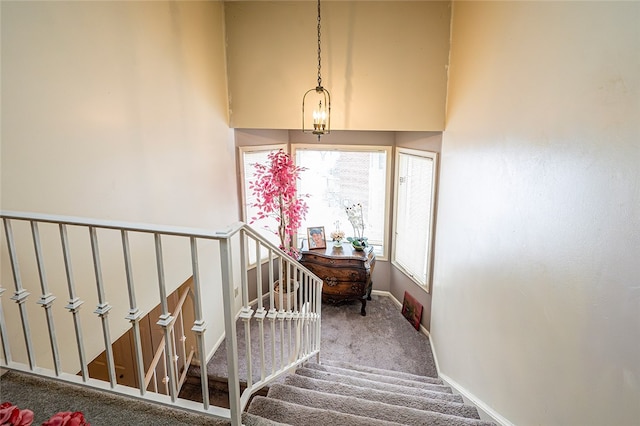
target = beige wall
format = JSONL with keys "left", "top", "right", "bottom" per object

{"left": 1, "top": 1, "right": 237, "bottom": 369}
{"left": 433, "top": 1, "right": 640, "bottom": 424}
{"left": 1, "top": 0, "right": 235, "bottom": 228}
{"left": 225, "top": 1, "right": 451, "bottom": 132}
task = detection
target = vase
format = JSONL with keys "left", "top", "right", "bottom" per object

{"left": 333, "top": 239, "right": 343, "bottom": 247}
{"left": 351, "top": 239, "right": 366, "bottom": 251}
{"left": 273, "top": 280, "right": 300, "bottom": 311}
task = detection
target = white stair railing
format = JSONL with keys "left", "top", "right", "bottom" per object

{"left": 143, "top": 286, "right": 195, "bottom": 396}
{"left": 0, "top": 211, "right": 323, "bottom": 426}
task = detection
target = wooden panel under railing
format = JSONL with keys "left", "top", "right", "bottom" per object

{"left": 86, "top": 278, "right": 195, "bottom": 393}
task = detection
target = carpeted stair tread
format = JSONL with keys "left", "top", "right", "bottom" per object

{"left": 321, "top": 360, "right": 441, "bottom": 383}
{"left": 295, "top": 367, "right": 463, "bottom": 403}
{"left": 284, "top": 374, "right": 481, "bottom": 419}
{"left": 242, "top": 412, "right": 290, "bottom": 426}
{"left": 307, "top": 362, "right": 444, "bottom": 385}
{"left": 303, "top": 362, "right": 450, "bottom": 391}
{"left": 266, "top": 384, "right": 494, "bottom": 426}
{"left": 247, "top": 396, "right": 403, "bottom": 426}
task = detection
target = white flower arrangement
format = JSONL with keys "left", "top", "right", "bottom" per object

{"left": 345, "top": 203, "right": 365, "bottom": 240}
{"left": 330, "top": 230, "right": 345, "bottom": 241}
{"left": 330, "top": 220, "right": 345, "bottom": 241}
{"left": 345, "top": 203, "right": 367, "bottom": 249}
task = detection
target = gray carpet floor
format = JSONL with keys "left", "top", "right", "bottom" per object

{"left": 318, "top": 294, "right": 437, "bottom": 377}
{"left": 0, "top": 371, "right": 230, "bottom": 425}
{"left": 197, "top": 294, "right": 437, "bottom": 384}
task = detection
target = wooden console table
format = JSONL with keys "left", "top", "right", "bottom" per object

{"left": 299, "top": 242, "right": 375, "bottom": 316}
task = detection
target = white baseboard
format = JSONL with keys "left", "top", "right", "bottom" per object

{"left": 371, "top": 289, "right": 393, "bottom": 300}
{"left": 427, "top": 323, "right": 511, "bottom": 426}
{"left": 437, "top": 372, "right": 514, "bottom": 426}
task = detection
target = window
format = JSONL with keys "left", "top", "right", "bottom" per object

{"left": 392, "top": 148, "right": 438, "bottom": 290}
{"left": 239, "top": 144, "right": 287, "bottom": 262}
{"left": 293, "top": 145, "right": 392, "bottom": 258}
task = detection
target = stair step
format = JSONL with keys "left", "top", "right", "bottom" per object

{"left": 267, "top": 383, "right": 493, "bottom": 426}
{"left": 321, "top": 360, "right": 441, "bottom": 384}
{"left": 284, "top": 374, "right": 481, "bottom": 419}
{"left": 247, "top": 396, "right": 403, "bottom": 426}
{"left": 303, "top": 363, "right": 451, "bottom": 392}
{"left": 295, "top": 367, "right": 463, "bottom": 403}
{"left": 307, "top": 362, "right": 444, "bottom": 386}
{"left": 242, "top": 412, "right": 290, "bottom": 426}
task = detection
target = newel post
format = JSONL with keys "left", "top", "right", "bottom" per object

{"left": 219, "top": 237, "right": 242, "bottom": 426}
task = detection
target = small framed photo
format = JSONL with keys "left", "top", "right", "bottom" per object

{"left": 307, "top": 226, "right": 326, "bottom": 249}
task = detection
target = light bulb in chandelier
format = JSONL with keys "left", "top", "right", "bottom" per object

{"left": 312, "top": 100, "right": 327, "bottom": 133}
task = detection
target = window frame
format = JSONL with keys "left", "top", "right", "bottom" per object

{"left": 292, "top": 144, "right": 393, "bottom": 260}
{"left": 238, "top": 143, "right": 288, "bottom": 265}
{"left": 391, "top": 148, "right": 438, "bottom": 292}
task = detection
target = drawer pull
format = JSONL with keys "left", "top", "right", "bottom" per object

{"left": 325, "top": 277, "right": 338, "bottom": 287}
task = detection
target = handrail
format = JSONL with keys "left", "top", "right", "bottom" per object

{"left": 2, "top": 210, "right": 329, "bottom": 285}
{"left": 0, "top": 210, "right": 244, "bottom": 239}
{"left": 236, "top": 221, "right": 322, "bottom": 280}
{"left": 0, "top": 211, "right": 323, "bottom": 426}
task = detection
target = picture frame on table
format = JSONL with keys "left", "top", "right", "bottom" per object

{"left": 307, "top": 226, "right": 326, "bottom": 249}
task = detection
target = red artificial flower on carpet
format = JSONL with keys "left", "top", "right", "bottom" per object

{"left": 41, "top": 411, "right": 89, "bottom": 426}
{"left": 0, "top": 402, "right": 34, "bottom": 426}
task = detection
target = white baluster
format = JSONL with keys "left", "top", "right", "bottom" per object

{"left": 60, "top": 224, "right": 88, "bottom": 381}
{"left": 121, "top": 230, "right": 146, "bottom": 394}
{"left": 89, "top": 226, "right": 116, "bottom": 388}
{"left": 30, "top": 221, "right": 61, "bottom": 375}
{"left": 154, "top": 233, "right": 177, "bottom": 401}
{"left": 189, "top": 237, "right": 210, "bottom": 409}
{"left": 219, "top": 237, "right": 242, "bottom": 426}
{"left": 4, "top": 219, "right": 36, "bottom": 369}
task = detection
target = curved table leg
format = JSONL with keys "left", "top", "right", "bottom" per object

{"left": 360, "top": 299, "right": 367, "bottom": 316}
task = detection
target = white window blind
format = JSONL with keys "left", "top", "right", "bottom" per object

{"left": 393, "top": 149, "right": 437, "bottom": 289}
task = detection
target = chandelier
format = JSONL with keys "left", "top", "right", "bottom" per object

{"left": 302, "top": 0, "right": 330, "bottom": 140}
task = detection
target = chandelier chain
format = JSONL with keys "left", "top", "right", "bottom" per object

{"left": 316, "top": 0, "right": 322, "bottom": 88}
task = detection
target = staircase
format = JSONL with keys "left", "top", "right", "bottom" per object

{"left": 246, "top": 360, "right": 496, "bottom": 426}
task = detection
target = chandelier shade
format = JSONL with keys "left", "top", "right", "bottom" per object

{"left": 303, "top": 86, "right": 331, "bottom": 136}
